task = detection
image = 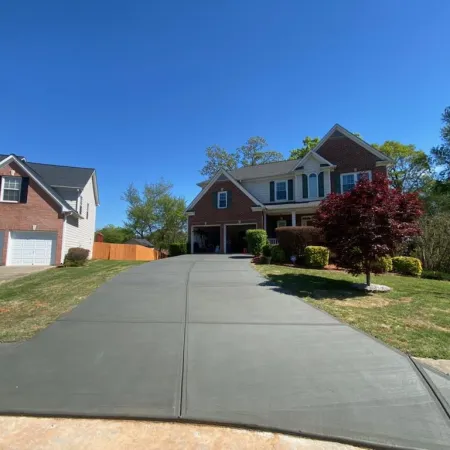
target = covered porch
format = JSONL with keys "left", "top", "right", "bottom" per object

{"left": 264, "top": 203, "right": 320, "bottom": 245}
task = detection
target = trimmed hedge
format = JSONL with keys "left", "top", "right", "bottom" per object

{"left": 392, "top": 256, "right": 422, "bottom": 277}
{"left": 304, "top": 246, "right": 329, "bottom": 268}
{"left": 262, "top": 244, "right": 272, "bottom": 258}
{"left": 276, "top": 226, "right": 324, "bottom": 258}
{"left": 422, "top": 270, "right": 450, "bottom": 281}
{"left": 246, "top": 229, "right": 267, "bottom": 256}
{"left": 169, "top": 243, "right": 187, "bottom": 257}
{"left": 371, "top": 256, "right": 393, "bottom": 274}
{"left": 64, "top": 247, "right": 90, "bottom": 267}
{"left": 271, "top": 245, "right": 286, "bottom": 263}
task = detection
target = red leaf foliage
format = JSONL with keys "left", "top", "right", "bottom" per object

{"left": 314, "top": 174, "right": 423, "bottom": 277}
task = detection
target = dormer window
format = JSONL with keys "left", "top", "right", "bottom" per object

{"left": 1, "top": 176, "right": 21, "bottom": 202}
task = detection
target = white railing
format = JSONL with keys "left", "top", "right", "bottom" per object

{"left": 268, "top": 238, "right": 279, "bottom": 246}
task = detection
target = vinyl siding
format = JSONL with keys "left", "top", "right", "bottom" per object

{"left": 242, "top": 177, "right": 294, "bottom": 204}
{"left": 61, "top": 175, "right": 97, "bottom": 259}
{"left": 53, "top": 187, "right": 78, "bottom": 210}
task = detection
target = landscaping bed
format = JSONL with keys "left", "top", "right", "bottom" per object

{"left": 0, "top": 260, "right": 145, "bottom": 342}
{"left": 255, "top": 264, "right": 450, "bottom": 359}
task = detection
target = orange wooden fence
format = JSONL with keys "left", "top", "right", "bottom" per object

{"left": 92, "top": 242, "right": 162, "bottom": 261}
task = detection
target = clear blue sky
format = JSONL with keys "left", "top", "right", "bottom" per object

{"left": 1, "top": 1, "right": 449, "bottom": 228}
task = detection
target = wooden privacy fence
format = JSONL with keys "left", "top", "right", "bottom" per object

{"left": 92, "top": 242, "right": 163, "bottom": 261}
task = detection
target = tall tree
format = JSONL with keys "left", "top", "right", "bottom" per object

{"left": 315, "top": 174, "right": 423, "bottom": 286}
{"left": 289, "top": 136, "right": 320, "bottom": 160}
{"left": 372, "top": 141, "right": 432, "bottom": 192}
{"left": 96, "top": 225, "right": 135, "bottom": 243}
{"left": 199, "top": 145, "right": 238, "bottom": 178}
{"left": 431, "top": 106, "right": 450, "bottom": 180}
{"left": 236, "top": 136, "right": 283, "bottom": 166}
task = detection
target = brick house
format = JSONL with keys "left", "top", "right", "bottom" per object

{"left": 186, "top": 124, "right": 393, "bottom": 254}
{"left": 0, "top": 154, "right": 99, "bottom": 266}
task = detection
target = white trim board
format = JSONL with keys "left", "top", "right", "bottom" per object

{"left": 292, "top": 150, "right": 335, "bottom": 171}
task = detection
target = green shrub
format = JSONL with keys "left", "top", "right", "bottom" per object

{"left": 271, "top": 245, "right": 286, "bottom": 263}
{"left": 169, "top": 243, "right": 187, "bottom": 257}
{"left": 304, "top": 246, "right": 329, "bottom": 268}
{"left": 246, "top": 229, "right": 267, "bottom": 256}
{"left": 262, "top": 244, "right": 272, "bottom": 258}
{"left": 421, "top": 270, "right": 450, "bottom": 281}
{"left": 371, "top": 256, "right": 393, "bottom": 273}
{"left": 392, "top": 256, "right": 422, "bottom": 277}
{"left": 64, "top": 247, "right": 90, "bottom": 267}
{"left": 276, "top": 226, "right": 324, "bottom": 258}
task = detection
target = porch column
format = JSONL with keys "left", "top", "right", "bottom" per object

{"left": 291, "top": 211, "right": 297, "bottom": 226}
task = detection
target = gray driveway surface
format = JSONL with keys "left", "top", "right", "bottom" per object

{"left": 0, "top": 255, "right": 449, "bottom": 449}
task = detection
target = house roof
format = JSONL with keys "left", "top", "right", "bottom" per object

{"left": 27, "top": 162, "right": 95, "bottom": 189}
{"left": 125, "top": 238, "right": 154, "bottom": 248}
{"left": 228, "top": 159, "right": 300, "bottom": 181}
{"left": 0, "top": 154, "right": 99, "bottom": 214}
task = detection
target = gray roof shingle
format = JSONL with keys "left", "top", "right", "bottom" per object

{"left": 228, "top": 159, "right": 299, "bottom": 180}
{"left": 27, "top": 162, "right": 95, "bottom": 189}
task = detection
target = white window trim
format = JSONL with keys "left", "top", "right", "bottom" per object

{"left": 301, "top": 215, "right": 314, "bottom": 226}
{"left": 275, "top": 180, "right": 288, "bottom": 201}
{"left": 307, "top": 173, "right": 319, "bottom": 199}
{"left": 276, "top": 219, "right": 287, "bottom": 228}
{"left": 0, "top": 176, "right": 21, "bottom": 203}
{"left": 340, "top": 171, "right": 372, "bottom": 193}
{"left": 218, "top": 191, "right": 227, "bottom": 209}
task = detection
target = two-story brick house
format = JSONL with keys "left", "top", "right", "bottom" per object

{"left": 186, "top": 124, "right": 393, "bottom": 254}
{"left": 0, "top": 154, "right": 99, "bottom": 266}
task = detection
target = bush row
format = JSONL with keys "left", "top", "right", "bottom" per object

{"left": 64, "top": 247, "right": 90, "bottom": 267}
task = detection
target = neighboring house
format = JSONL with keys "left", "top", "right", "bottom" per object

{"left": 0, "top": 154, "right": 99, "bottom": 266}
{"left": 125, "top": 238, "right": 154, "bottom": 248}
{"left": 186, "top": 124, "right": 393, "bottom": 254}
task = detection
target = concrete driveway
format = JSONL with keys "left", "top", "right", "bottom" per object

{"left": 0, "top": 266, "right": 52, "bottom": 283}
{"left": 0, "top": 255, "right": 449, "bottom": 449}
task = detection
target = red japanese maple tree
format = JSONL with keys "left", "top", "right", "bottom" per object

{"left": 314, "top": 174, "right": 423, "bottom": 286}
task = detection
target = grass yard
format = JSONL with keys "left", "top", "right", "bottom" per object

{"left": 255, "top": 264, "right": 450, "bottom": 359}
{"left": 0, "top": 260, "right": 145, "bottom": 342}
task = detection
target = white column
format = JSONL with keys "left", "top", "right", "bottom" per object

{"left": 291, "top": 211, "right": 297, "bottom": 226}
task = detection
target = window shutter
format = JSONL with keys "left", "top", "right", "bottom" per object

{"left": 302, "top": 174, "right": 308, "bottom": 198}
{"left": 227, "top": 190, "right": 232, "bottom": 208}
{"left": 269, "top": 181, "right": 275, "bottom": 202}
{"left": 212, "top": 191, "right": 217, "bottom": 208}
{"left": 19, "top": 177, "right": 29, "bottom": 203}
{"left": 288, "top": 179, "right": 293, "bottom": 201}
{"left": 333, "top": 173, "right": 341, "bottom": 193}
{"left": 318, "top": 172, "right": 324, "bottom": 197}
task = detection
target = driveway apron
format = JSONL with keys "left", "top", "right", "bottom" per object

{"left": 0, "top": 255, "right": 449, "bottom": 449}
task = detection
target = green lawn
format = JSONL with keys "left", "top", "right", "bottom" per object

{"left": 255, "top": 264, "right": 450, "bottom": 359}
{"left": 0, "top": 260, "right": 145, "bottom": 342}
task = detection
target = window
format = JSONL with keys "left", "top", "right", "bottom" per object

{"left": 276, "top": 220, "right": 287, "bottom": 228}
{"left": 341, "top": 171, "right": 372, "bottom": 193}
{"left": 308, "top": 173, "right": 318, "bottom": 198}
{"left": 218, "top": 191, "right": 227, "bottom": 208}
{"left": 1, "top": 177, "right": 21, "bottom": 202}
{"left": 275, "top": 181, "right": 287, "bottom": 201}
{"left": 86, "top": 203, "right": 89, "bottom": 220}
{"left": 301, "top": 216, "right": 314, "bottom": 226}
{"left": 79, "top": 196, "right": 83, "bottom": 215}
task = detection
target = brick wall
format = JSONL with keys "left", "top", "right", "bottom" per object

{"left": 316, "top": 135, "right": 388, "bottom": 191}
{"left": 188, "top": 180, "right": 263, "bottom": 253}
{"left": 0, "top": 161, "right": 64, "bottom": 264}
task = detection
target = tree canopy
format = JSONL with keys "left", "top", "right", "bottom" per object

{"left": 122, "top": 180, "right": 186, "bottom": 249}
{"left": 200, "top": 136, "right": 283, "bottom": 178}
{"left": 372, "top": 141, "right": 432, "bottom": 192}
{"left": 289, "top": 137, "right": 320, "bottom": 160}
{"left": 315, "top": 174, "right": 423, "bottom": 286}
{"left": 431, "top": 106, "right": 450, "bottom": 180}
{"left": 96, "top": 224, "right": 134, "bottom": 243}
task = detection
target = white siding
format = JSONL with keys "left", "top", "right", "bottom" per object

{"left": 242, "top": 180, "right": 271, "bottom": 203}
{"left": 61, "top": 175, "right": 97, "bottom": 260}
{"left": 295, "top": 170, "right": 331, "bottom": 202}
{"left": 53, "top": 187, "right": 78, "bottom": 210}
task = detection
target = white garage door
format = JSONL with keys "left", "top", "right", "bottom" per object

{"left": 8, "top": 231, "right": 57, "bottom": 266}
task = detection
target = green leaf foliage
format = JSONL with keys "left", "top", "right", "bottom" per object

{"left": 246, "top": 229, "right": 268, "bottom": 256}
{"left": 304, "top": 246, "right": 329, "bottom": 268}
{"left": 96, "top": 224, "right": 135, "bottom": 243}
{"left": 392, "top": 257, "right": 423, "bottom": 277}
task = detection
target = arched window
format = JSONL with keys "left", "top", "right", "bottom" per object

{"left": 309, "top": 173, "right": 318, "bottom": 198}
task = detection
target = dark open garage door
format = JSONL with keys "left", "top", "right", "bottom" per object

{"left": 224, "top": 223, "right": 256, "bottom": 254}
{"left": 192, "top": 225, "right": 221, "bottom": 253}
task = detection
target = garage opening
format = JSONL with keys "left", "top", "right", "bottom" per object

{"left": 193, "top": 226, "right": 220, "bottom": 253}
{"left": 225, "top": 224, "right": 256, "bottom": 254}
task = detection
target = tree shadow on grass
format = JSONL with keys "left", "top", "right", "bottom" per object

{"left": 259, "top": 272, "right": 368, "bottom": 301}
